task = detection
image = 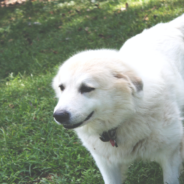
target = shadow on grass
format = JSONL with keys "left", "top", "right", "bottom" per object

{"left": 0, "top": 0, "right": 184, "bottom": 79}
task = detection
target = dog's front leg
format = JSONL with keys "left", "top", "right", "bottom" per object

{"left": 158, "top": 146, "right": 182, "bottom": 184}
{"left": 92, "top": 153, "right": 123, "bottom": 184}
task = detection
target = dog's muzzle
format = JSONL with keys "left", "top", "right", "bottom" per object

{"left": 53, "top": 110, "right": 70, "bottom": 124}
{"left": 53, "top": 110, "right": 94, "bottom": 129}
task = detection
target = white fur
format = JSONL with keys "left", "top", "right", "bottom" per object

{"left": 52, "top": 15, "right": 184, "bottom": 184}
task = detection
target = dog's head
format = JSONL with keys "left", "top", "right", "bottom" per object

{"left": 52, "top": 49, "right": 143, "bottom": 130}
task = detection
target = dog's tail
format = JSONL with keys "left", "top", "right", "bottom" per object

{"left": 169, "top": 14, "right": 184, "bottom": 36}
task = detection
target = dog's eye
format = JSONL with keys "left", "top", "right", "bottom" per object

{"left": 59, "top": 84, "right": 65, "bottom": 91}
{"left": 80, "top": 85, "right": 95, "bottom": 94}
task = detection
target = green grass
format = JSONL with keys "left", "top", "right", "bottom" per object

{"left": 0, "top": 0, "right": 184, "bottom": 183}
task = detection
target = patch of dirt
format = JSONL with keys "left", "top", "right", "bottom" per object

{"left": 0, "top": 0, "right": 52, "bottom": 7}
{"left": 0, "top": 0, "right": 27, "bottom": 7}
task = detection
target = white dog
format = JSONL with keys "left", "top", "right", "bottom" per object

{"left": 52, "top": 14, "right": 184, "bottom": 184}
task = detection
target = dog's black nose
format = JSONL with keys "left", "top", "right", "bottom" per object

{"left": 53, "top": 110, "right": 70, "bottom": 124}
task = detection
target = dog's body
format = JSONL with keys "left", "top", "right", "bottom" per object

{"left": 52, "top": 15, "right": 184, "bottom": 184}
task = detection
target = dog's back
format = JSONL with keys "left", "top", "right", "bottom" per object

{"left": 120, "top": 14, "right": 184, "bottom": 163}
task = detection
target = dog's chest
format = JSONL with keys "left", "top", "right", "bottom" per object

{"left": 76, "top": 129, "right": 166, "bottom": 164}
{"left": 77, "top": 132, "right": 144, "bottom": 163}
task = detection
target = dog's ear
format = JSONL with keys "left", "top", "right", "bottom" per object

{"left": 113, "top": 70, "right": 143, "bottom": 93}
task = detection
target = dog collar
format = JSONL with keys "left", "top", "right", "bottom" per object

{"left": 99, "top": 128, "right": 118, "bottom": 147}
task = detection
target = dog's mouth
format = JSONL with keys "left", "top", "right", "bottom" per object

{"left": 63, "top": 111, "right": 94, "bottom": 129}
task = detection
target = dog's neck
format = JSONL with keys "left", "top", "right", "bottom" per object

{"left": 99, "top": 127, "right": 118, "bottom": 147}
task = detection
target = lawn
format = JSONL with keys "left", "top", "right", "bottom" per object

{"left": 0, "top": 0, "right": 184, "bottom": 183}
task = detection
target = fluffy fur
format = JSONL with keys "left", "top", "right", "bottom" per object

{"left": 52, "top": 15, "right": 184, "bottom": 184}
